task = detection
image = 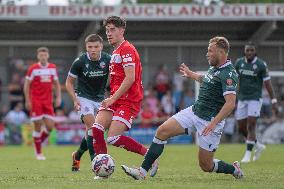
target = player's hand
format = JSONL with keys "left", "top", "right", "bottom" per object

{"left": 25, "top": 100, "right": 31, "bottom": 111}
{"left": 55, "top": 96, "right": 61, "bottom": 108}
{"left": 202, "top": 122, "right": 216, "bottom": 136}
{"left": 179, "top": 63, "right": 191, "bottom": 78}
{"left": 74, "top": 99, "right": 81, "bottom": 111}
{"left": 101, "top": 97, "right": 115, "bottom": 108}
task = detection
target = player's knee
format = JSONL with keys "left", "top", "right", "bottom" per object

{"left": 107, "top": 135, "right": 120, "bottom": 145}
{"left": 156, "top": 126, "right": 170, "bottom": 140}
{"left": 199, "top": 160, "right": 212, "bottom": 172}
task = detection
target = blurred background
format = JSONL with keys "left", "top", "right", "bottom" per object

{"left": 0, "top": 0, "right": 284, "bottom": 146}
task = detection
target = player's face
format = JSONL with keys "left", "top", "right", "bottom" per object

{"left": 245, "top": 46, "right": 256, "bottom": 62}
{"left": 105, "top": 23, "right": 124, "bottom": 46}
{"left": 86, "top": 41, "right": 103, "bottom": 60}
{"left": 206, "top": 42, "right": 220, "bottom": 67}
{"left": 37, "top": 51, "right": 49, "bottom": 64}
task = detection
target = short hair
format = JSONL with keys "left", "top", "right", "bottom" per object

{"left": 103, "top": 16, "right": 126, "bottom": 29}
{"left": 37, "top": 47, "right": 49, "bottom": 53}
{"left": 85, "top": 34, "right": 103, "bottom": 43}
{"left": 209, "top": 36, "right": 230, "bottom": 54}
{"left": 245, "top": 42, "right": 256, "bottom": 49}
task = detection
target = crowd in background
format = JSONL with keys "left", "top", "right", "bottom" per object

{"left": 0, "top": 58, "right": 284, "bottom": 145}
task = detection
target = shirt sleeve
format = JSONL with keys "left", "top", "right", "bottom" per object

{"left": 120, "top": 46, "right": 136, "bottom": 68}
{"left": 261, "top": 62, "right": 270, "bottom": 81}
{"left": 221, "top": 70, "right": 238, "bottom": 96}
{"left": 68, "top": 58, "right": 81, "bottom": 78}
{"left": 53, "top": 65, "right": 59, "bottom": 81}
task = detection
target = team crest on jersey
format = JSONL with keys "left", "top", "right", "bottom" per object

{"left": 253, "top": 64, "right": 258, "bottom": 70}
{"left": 111, "top": 54, "right": 122, "bottom": 64}
{"left": 226, "top": 79, "right": 233, "bottom": 85}
{"left": 86, "top": 64, "right": 89, "bottom": 69}
{"left": 100, "top": 62, "right": 106, "bottom": 68}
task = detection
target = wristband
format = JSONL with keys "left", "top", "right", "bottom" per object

{"left": 271, "top": 98, "right": 277, "bottom": 104}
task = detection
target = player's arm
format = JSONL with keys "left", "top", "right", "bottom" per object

{"left": 66, "top": 75, "right": 80, "bottom": 111}
{"left": 23, "top": 78, "right": 31, "bottom": 111}
{"left": 54, "top": 79, "right": 62, "bottom": 108}
{"left": 202, "top": 94, "right": 236, "bottom": 136}
{"left": 179, "top": 63, "right": 204, "bottom": 83}
{"left": 111, "top": 66, "right": 135, "bottom": 101}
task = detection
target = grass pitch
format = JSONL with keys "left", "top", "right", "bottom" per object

{"left": 0, "top": 144, "right": 284, "bottom": 189}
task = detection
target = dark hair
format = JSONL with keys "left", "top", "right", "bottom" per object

{"left": 85, "top": 34, "right": 103, "bottom": 43}
{"left": 37, "top": 47, "right": 49, "bottom": 53}
{"left": 103, "top": 16, "right": 126, "bottom": 29}
{"left": 209, "top": 36, "right": 230, "bottom": 54}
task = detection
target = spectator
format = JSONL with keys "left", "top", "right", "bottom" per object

{"left": 172, "top": 66, "right": 185, "bottom": 112}
{"left": 5, "top": 102, "right": 28, "bottom": 126}
{"left": 54, "top": 108, "right": 68, "bottom": 123}
{"left": 139, "top": 101, "right": 155, "bottom": 128}
{"left": 161, "top": 91, "right": 175, "bottom": 115}
{"left": 144, "top": 88, "right": 159, "bottom": 115}
{"left": 181, "top": 89, "right": 195, "bottom": 109}
{"left": 154, "top": 65, "right": 171, "bottom": 100}
{"left": 8, "top": 73, "right": 24, "bottom": 110}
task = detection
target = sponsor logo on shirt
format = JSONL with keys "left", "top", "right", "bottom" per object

{"left": 122, "top": 54, "right": 133, "bottom": 63}
{"left": 226, "top": 79, "right": 233, "bottom": 85}
{"left": 100, "top": 62, "right": 106, "bottom": 68}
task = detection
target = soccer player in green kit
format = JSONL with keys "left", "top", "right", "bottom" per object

{"left": 121, "top": 36, "right": 244, "bottom": 180}
{"left": 65, "top": 34, "right": 111, "bottom": 171}
{"left": 235, "top": 43, "right": 278, "bottom": 163}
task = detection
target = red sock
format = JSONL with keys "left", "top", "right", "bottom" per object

{"left": 41, "top": 131, "right": 49, "bottom": 143}
{"left": 92, "top": 124, "right": 107, "bottom": 154}
{"left": 33, "top": 137, "right": 42, "bottom": 154}
{"left": 110, "top": 135, "right": 147, "bottom": 156}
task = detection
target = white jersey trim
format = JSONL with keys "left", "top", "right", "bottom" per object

{"left": 263, "top": 76, "right": 271, "bottom": 81}
{"left": 123, "top": 63, "right": 135, "bottom": 68}
{"left": 68, "top": 72, "right": 78, "bottom": 78}
{"left": 223, "top": 91, "right": 236, "bottom": 96}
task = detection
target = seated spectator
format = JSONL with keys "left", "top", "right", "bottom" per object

{"left": 139, "top": 101, "right": 155, "bottom": 128}
{"left": 5, "top": 102, "right": 28, "bottom": 126}
{"left": 144, "top": 88, "right": 159, "bottom": 115}
{"left": 54, "top": 108, "right": 68, "bottom": 123}
{"left": 161, "top": 91, "right": 175, "bottom": 115}
{"left": 154, "top": 65, "right": 171, "bottom": 100}
{"left": 181, "top": 89, "right": 195, "bottom": 109}
{"left": 154, "top": 103, "right": 169, "bottom": 126}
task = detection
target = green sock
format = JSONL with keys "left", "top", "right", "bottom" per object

{"left": 87, "top": 135, "right": 95, "bottom": 161}
{"left": 246, "top": 140, "right": 255, "bottom": 151}
{"left": 141, "top": 137, "right": 166, "bottom": 171}
{"left": 75, "top": 137, "right": 88, "bottom": 161}
{"left": 216, "top": 160, "right": 235, "bottom": 174}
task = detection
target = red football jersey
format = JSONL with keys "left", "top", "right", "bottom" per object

{"left": 26, "top": 63, "right": 58, "bottom": 102}
{"left": 109, "top": 40, "right": 143, "bottom": 103}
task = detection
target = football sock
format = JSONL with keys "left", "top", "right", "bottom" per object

{"left": 40, "top": 130, "right": 49, "bottom": 143}
{"left": 141, "top": 137, "right": 167, "bottom": 172}
{"left": 246, "top": 140, "right": 255, "bottom": 151}
{"left": 75, "top": 137, "right": 88, "bottom": 161}
{"left": 86, "top": 131, "right": 96, "bottom": 161}
{"left": 214, "top": 160, "right": 235, "bottom": 174}
{"left": 108, "top": 135, "right": 148, "bottom": 156}
{"left": 33, "top": 131, "right": 42, "bottom": 154}
{"left": 92, "top": 123, "right": 107, "bottom": 154}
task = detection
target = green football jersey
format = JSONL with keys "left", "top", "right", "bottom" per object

{"left": 68, "top": 52, "right": 110, "bottom": 102}
{"left": 235, "top": 57, "right": 270, "bottom": 100}
{"left": 192, "top": 60, "right": 238, "bottom": 121}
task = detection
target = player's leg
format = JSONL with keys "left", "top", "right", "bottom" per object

{"left": 243, "top": 100, "right": 264, "bottom": 162}
{"left": 32, "top": 119, "right": 45, "bottom": 160}
{"left": 198, "top": 147, "right": 243, "bottom": 179}
{"left": 237, "top": 118, "right": 248, "bottom": 139}
{"left": 196, "top": 118, "right": 243, "bottom": 179}
{"left": 92, "top": 109, "right": 113, "bottom": 154}
{"left": 122, "top": 106, "right": 194, "bottom": 180}
{"left": 122, "top": 117, "right": 185, "bottom": 180}
{"left": 82, "top": 114, "right": 96, "bottom": 161}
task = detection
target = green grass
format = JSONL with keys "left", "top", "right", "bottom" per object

{"left": 1, "top": 144, "right": 284, "bottom": 189}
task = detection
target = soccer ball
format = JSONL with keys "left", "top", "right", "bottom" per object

{"left": 91, "top": 154, "right": 115, "bottom": 177}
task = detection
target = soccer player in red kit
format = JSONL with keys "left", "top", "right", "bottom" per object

{"left": 24, "top": 47, "right": 61, "bottom": 160}
{"left": 91, "top": 16, "right": 158, "bottom": 179}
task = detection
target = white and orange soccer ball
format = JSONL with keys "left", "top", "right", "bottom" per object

{"left": 91, "top": 154, "right": 115, "bottom": 178}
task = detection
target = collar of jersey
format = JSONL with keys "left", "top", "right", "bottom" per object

{"left": 245, "top": 56, "right": 257, "bottom": 64}
{"left": 218, "top": 59, "right": 231, "bottom": 69}
{"left": 113, "top": 40, "right": 126, "bottom": 52}
{"left": 86, "top": 52, "right": 101, "bottom": 62}
{"left": 38, "top": 62, "right": 49, "bottom": 68}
